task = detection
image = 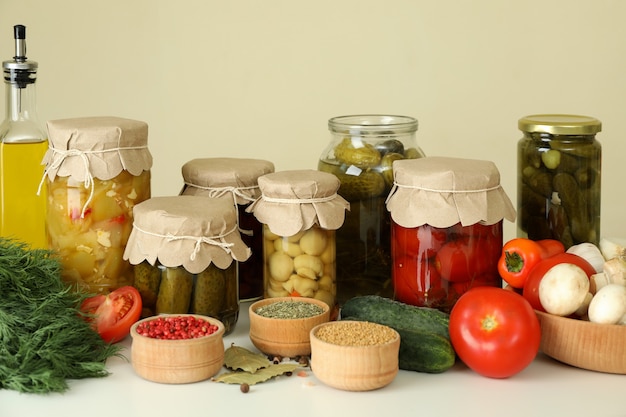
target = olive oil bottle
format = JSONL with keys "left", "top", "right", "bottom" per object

{"left": 0, "top": 25, "right": 47, "bottom": 248}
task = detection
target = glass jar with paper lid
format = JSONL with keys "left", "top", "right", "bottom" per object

{"left": 43, "top": 116, "right": 152, "bottom": 294}
{"left": 180, "top": 157, "right": 275, "bottom": 301}
{"left": 124, "top": 196, "right": 251, "bottom": 334}
{"left": 386, "top": 157, "right": 516, "bottom": 313}
{"left": 247, "top": 170, "right": 350, "bottom": 317}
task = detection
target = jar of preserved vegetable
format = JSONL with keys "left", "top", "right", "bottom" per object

{"left": 123, "top": 196, "right": 251, "bottom": 334}
{"left": 517, "top": 114, "right": 602, "bottom": 248}
{"left": 42, "top": 116, "right": 152, "bottom": 294}
{"left": 318, "top": 115, "right": 425, "bottom": 305}
{"left": 386, "top": 157, "right": 516, "bottom": 312}
{"left": 180, "top": 157, "right": 275, "bottom": 301}
{"left": 247, "top": 170, "right": 349, "bottom": 315}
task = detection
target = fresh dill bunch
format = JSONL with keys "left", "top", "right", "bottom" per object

{"left": 0, "top": 237, "right": 124, "bottom": 394}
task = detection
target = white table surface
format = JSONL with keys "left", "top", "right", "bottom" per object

{"left": 1, "top": 301, "right": 624, "bottom": 417}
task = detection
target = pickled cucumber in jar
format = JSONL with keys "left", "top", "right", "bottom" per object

{"left": 319, "top": 115, "right": 424, "bottom": 305}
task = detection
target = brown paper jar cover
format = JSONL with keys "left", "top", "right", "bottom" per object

{"left": 123, "top": 196, "right": 251, "bottom": 274}
{"left": 386, "top": 156, "right": 516, "bottom": 228}
{"left": 43, "top": 116, "right": 153, "bottom": 184}
{"left": 247, "top": 169, "right": 350, "bottom": 237}
{"left": 181, "top": 157, "right": 275, "bottom": 204}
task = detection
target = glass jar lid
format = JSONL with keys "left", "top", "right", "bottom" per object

{"left": 518, "top": 114, "right": 602, "bottom": 135}
{"left": 329, "top": 114, "right": 418, "bottom": 136}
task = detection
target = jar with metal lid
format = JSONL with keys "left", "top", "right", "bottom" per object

{"left": 386, "top": 157, "right": 516, "bottom": 312}
{"left": 247, "top": 170, "right": 349, "bottom": 315}
{"left": 123, "top": 196, "right": 251, "bottom": 334}
{"left": 180, "top": 157, "right": 275, "bottom": 301}
{"left": 318, "top": 115, "right": 425, "bottom": 305}
{"left": 517, "top": 114, "right": 602, "bottom": 248}
{"left": 42, "top": 116, "right": 152, "bottom": 294}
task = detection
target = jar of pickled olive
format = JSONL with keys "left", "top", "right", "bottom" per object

{"left": 247, "top": 170, "right": 349, "bottom": 316}
{"left": 42, "top": 117, "right": 152, "bottom": 294}
{"left": 517, "top": 114, "right": 602, "bottom": 249}
{"left": 318, "top": 115, "right": 425, "bottom": 305}
{"left": 180, "top": 157, "right": 275, "bottom": 302}
{"left": 123, "top": 196, "right": 251, "bottom": 334}
{"left": 386, "top": 157, "right": 516, "bottom": 313}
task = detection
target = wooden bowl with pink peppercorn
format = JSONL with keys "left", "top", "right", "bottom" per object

{"left": 130, "top": 314, "right": 225, "bottom": 384}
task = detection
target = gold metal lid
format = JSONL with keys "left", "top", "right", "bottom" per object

{"left": 518, "top": 114, "right": 602, "bottom": 135}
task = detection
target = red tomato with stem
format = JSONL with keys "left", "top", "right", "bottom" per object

{"left": 449, "top": 286, "right": 541, "bottom": 378}
{"left": 393, "top": 255, "right": 446, "bottom": 307}
{"left": 522, "top": 252, "right": 595, "bottom": 312}
{"left": 81, "top": 286, "right": 143, "bottom": 343}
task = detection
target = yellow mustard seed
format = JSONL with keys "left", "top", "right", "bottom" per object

{"left": 314, "top": 321, "right": 397, "bottom": 346}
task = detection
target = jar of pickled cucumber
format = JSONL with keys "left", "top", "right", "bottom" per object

{"left": 180, "top": 157, "right": 275, "bottom": 301}
{"left": 247, "top": 170, "right": 349, "bottom": 316}
{"left": 42, "top": 117, "right": 152, "bottom": 294}
{"left": 123, "top": 196, "right": 251, "bottom": 334}
{"left": 318, "top": 115, "right": 425, "bottom": 305}
{"left": 386, "top": 157, "right": 516, "bottom": 312}
{"left": 517, "top": 114, "right": 602, "bottom": 248}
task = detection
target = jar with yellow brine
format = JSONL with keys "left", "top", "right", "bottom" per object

{"left": 386, "top": 157, "right": 516, "bottom": 312}
{"left": 318, "top": 115, "right": 425, "bottom": 305}
{"left": 517, "top": 114, "right": 602, "bottom": 248}
{"left": 123, "top": 196, "right": 251, "bottom": 334}
{"left": 247, "top": 170, "right": 349, "bottom": 316}
{"left": 43, "top": 117, "right": 152, "bottom": 294}
{"left": 180, "top": 157, "right": 275, "bottom": 301}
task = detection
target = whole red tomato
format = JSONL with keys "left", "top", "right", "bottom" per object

{"left": 435, "top": 236, "right": 499, "bottom": 283}
{"left": 392, "top": 223, "right": 447, "bottom": 259}
{"left": 81, "top": 286, "right": 143, "bottom": 343}
{"left": 449, "top": 286, "right": 541, "bottom": 378}
{"left": 393, "top": 255, "right": 446, "bottom": 307}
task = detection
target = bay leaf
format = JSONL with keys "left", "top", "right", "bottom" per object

{"left": 213, "top": 363, "right": 300, "bottom": 385}
{"left": 223, "top": 345, "right": 271, "bottom": 373}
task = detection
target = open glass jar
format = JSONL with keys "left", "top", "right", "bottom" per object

{"left": 180, "top": 157, "right": 275, "bottom": 301}
{"left": 247, "top": 170, "right": 349, "bottom": 316}
{"left": 517, "top": 114, "right": 602, "bottom": 248}
{"left": 318, "top": 115, "right": 425, "bottom": 305}
{"left": 123, "top": 196, "right": 251, "bottom": 334}
{"left": 43, "top": 117, "right": 152, "bottom": 294}
{"left": 386, "top": 157, "right": 516, "bottom": 312}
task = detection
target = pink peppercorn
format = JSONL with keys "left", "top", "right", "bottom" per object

{"left": 136, "top": 316, "right": 218, "bottom": 340}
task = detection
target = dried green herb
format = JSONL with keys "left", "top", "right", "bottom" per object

{"left": 0, "top": 238, "right": 123, "bottom": 394}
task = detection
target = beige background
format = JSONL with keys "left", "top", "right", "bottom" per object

{"left": 1, "top": 0, "right": 624, "bottom": 241}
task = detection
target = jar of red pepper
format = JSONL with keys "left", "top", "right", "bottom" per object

{"left": 385, "top": 157, "right": 516, "bottom": 312}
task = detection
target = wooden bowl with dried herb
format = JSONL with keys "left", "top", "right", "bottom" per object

{"left": 310, "top": 320, "right": 400, "bottom": 391}
{"left": 130, "top": 314, "right": 225, "bottom": 384}
{"left": 249, "top": 297, "right": 330, "bottom": 358}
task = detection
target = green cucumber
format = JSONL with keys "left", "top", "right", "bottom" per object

{"left": 341, "top": 295, "right": 455, "bottom": 373}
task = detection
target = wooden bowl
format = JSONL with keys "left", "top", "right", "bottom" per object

{"left": 130, "top": 314, "right": 225, "bottom": 384}
{"left": 536, "top": 310, "right": 626, "bottom": 374}
{"left": 309, "top": 320, "right": 400, "bottom": 391}
{"left": 249, "top": 297, "right": 330, "bottom": 358}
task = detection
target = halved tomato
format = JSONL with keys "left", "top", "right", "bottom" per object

{"left": 81, "top": 286, "right": 143, "bottom": 343}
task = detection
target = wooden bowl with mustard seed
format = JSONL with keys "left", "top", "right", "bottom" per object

{"left": 309, "top": 320, "right": 400, "bottom": 391}
{"left": 249, "top": 297, "right": 331, "bottom": 358}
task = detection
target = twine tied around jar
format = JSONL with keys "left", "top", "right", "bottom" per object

{"left": 38, "top": 144, "right": 149, "bottom": 218}
{"left": 386, "top": 182, "right": 503, "bottom": 201}
{"left": 131, "top": 223, "right": 237, "bottom": 262}
{"left": 260, "top": 194, "right": 339, "bottom": 204}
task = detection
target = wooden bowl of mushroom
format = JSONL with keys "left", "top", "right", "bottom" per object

{"left": 536, "top": 310, "right": 626, "bottom": 374}
{"left": 309, "top": 320, "right": 400, "bottom": 391}
{"left": 249, "top": 297, "right": 330, "bottom": 358}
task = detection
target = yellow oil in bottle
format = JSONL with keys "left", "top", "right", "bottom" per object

{"left": 0, "top": 140, "right": 48, "bottom": 248}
